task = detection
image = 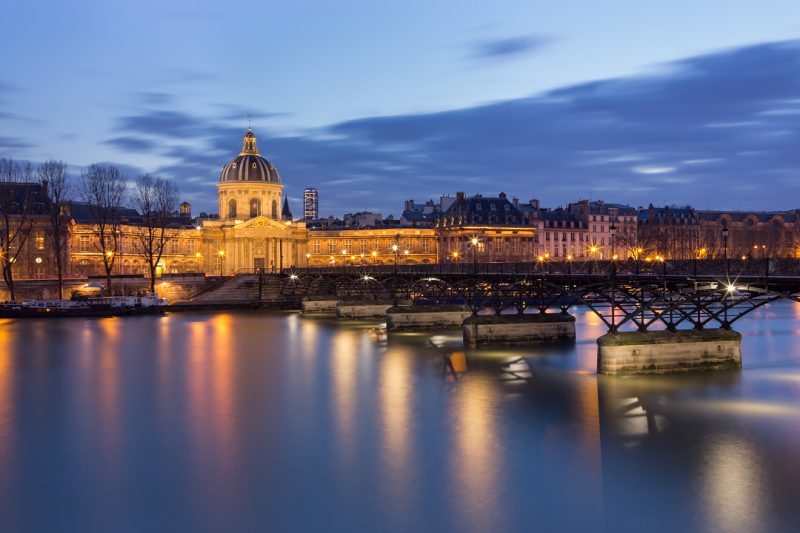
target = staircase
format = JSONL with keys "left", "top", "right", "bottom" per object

{"left": 190, "top": 274, "right": 288, "bottom": 305}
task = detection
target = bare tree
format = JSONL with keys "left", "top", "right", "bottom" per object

{"left": 132, "top": 174, "right": 179, "bottom": 293}
{"left": 38, "top": 160, "right": 71, "bottom": 299}
{"left": 79, "top": 165, "right": 127, "bottom": 293}
{"left": 0, "top": 158, "right": 36, "bottom": 301}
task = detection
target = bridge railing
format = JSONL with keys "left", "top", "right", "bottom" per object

{"left": 285, "top": 257, "right": 798, "bottom": 278}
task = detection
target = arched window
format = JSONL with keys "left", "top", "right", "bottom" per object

{"left": 228, "top": 199, "right": 237, "bottom": 219}
{"left": 250, "top": 198, "right": 261, "bottom": 218}
{"left": 271, "top": 199, "right": 278, "bottom": 220}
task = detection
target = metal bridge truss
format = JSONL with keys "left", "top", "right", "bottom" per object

{"left": 280, "top": 272, "right": 800, "bottom": 333}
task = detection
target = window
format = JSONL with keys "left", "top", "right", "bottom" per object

{"left": 271, "top": 200, "right": 278, "bottom": 220}
{"left": 187, "top": 240, "right": 195, "bottom": 254}
{"left": 422, "top": 239, "right": 431, "bottom": 253}
{"left": 329, "top": 242, "right": 337, "bottom": 254}
{"left": 250, "top": 198, "right": 261, "bottom": 218}
{"left": 313, "top": 241, "right": 321, "bottom": 254}
{"left": 79, "top": 235, "right": 89, "bottom": 252}
{"left": 228, "top": 199, "right": 237, "bottom": 218}
{"left": 34, "top": 234, "right": 45, "bottom": 250}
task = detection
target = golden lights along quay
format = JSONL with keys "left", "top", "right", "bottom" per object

{"left": 4, "top": 130, "right": 800, "bottom": 532}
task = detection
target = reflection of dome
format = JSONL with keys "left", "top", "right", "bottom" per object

{"left": 219, "top": 129, "right": 281, "bottom": 183}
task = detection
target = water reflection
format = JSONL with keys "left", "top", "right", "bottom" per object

{"left": 1, "top": 303, "right": 800, "bottom": 531}
{"left": 379, "top": 347, "right": 415, "bottom": 523}
{"left": 701, "top": 438, "right": 770, "bottom": 533}
{"left": 331, "top": 329, "right": 359, "bottom": 467}
{"left": 448, "top": 374, "right": 502, "bottom": 532}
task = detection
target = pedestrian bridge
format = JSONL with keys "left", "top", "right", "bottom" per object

{"left": 280, "top": 259, "right": 800, "bottom": 376}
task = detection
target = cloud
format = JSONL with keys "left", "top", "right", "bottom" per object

{"left": 469, "top": 34, "right": 553, "bottom": 61}
{"left": 0, "top": 136, "right": 32, "bottom": 149}
{"left": 105, "top": 136, "right": 158, "bottom": 152}
{"left": 106, "top": 40, "right": 800, "bottom": 214}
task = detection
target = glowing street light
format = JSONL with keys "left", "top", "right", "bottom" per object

{"left": 217, "top": 249, "right": 225, "bottom": 276}
{"left": 470, "top": 237, "right": 480, "bottom": 273}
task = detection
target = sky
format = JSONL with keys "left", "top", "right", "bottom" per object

{"left": 2, "top": 0, "right": 800, "bottom": 216}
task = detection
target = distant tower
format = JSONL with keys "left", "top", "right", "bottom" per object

{"left": 304, "top": 188, "right": 318, "bottom": 220}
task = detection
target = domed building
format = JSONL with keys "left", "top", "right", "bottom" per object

{"left": 218, "top": 128, "right": 283, "bottom": 220}
{"left": 201, "top": 129, "right": 308, "bottom": 274}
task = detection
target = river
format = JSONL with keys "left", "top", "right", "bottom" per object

{"left": 1, "top": 303, "right": 800, "bottom": 532}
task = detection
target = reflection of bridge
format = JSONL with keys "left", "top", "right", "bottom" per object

{"left": 281, "top": 260, "right": 800, "bottom": 375}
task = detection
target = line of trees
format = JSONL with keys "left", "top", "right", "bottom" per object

{"left": 0, "top": 157, "right": 180, "bottom": 301}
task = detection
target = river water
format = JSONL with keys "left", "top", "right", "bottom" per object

{"left": 1, "top": 303, "right": 800, "bottom": 532}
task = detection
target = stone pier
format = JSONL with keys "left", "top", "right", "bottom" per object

{"left": 301, "top": 297, "right": 339, "bottom": 314}
{"left": 386, "top": 304, "right": 472, "bottom": 332}
{"left": 463, "top": 313, "right": 576, "bottom": 348}
{"left": 335, "top": 300, "right": 393, "bottom": 320}
{"left": 597, "top": 329, "right": 742, "bottom": 376}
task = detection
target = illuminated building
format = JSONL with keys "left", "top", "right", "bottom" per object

{"left": 435, "top": 192, "right": 537, "bottom": 262}
{"left": 304, "top": 188, "right": 318, "bottom": 220}
{"left": 200, "top": 129, "right": 308, "bottom": 273}
{"left": 306, "top": 227, "right": 438, "bottom": 266}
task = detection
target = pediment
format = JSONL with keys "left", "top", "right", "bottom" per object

{"left": 233, "top": 216, "right": 292, "bottom": 231}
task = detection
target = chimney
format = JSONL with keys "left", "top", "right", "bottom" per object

{"left": 531, "top": 198, "right": 540, "bottom": 210}
{"left": 512, "top": 197, "right": 519, "bottom": 209}
{"left": 180, "top": 202, "right": 191, "bottom": 217}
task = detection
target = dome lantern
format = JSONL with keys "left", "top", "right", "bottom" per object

{"left": 240, "top": 128, "right": 260, "bottom": 156}
{"left": 219, "top": 128, "right": 281, "bottom": 183}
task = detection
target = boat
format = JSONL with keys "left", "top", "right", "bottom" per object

{"left": 0, "top": 294, "right": 168, "bottom": 318}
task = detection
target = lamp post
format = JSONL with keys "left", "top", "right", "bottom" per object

{"left": 391, "top": 243, "right": 399, "bottom": 273}
{"left": 722, "top": 225, "right": 729, "bottom": 276}
{"left": 217, "top": 250, "right": 225, "bottom": 276}
{"left": 371, "top": 250, "right": 378, "bottom": 266}
{"left": 470, "top": 237, "right": 479, "bottom": 274}
{"left": 635, "top": 247, "right": 643, "bottom": 275}
{"left": 341, "top": 249, "right": 347, "bottom": 270}
{"left": 567, "top": 254, "right": 573, "bottom": 275}
{"left": 609, "top": 222, "right": 617, "bottom": 278}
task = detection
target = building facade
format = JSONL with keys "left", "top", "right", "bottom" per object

{"left": 638, "top": 204, "right": 800, "bottom": 259}
{"left": 200, "top": 129, "right": 308, "bottom": 274}
{"left": 306, "top": 227, "right": 438, "bottom": 266}
{"left": 435, "top": 192, "right": 537, "bottom": 263}
{"left": 304, "top": 188, "right": 318, "bottom": 220}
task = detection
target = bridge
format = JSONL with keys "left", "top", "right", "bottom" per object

{"left": 276, "top": 258, "right": 800, "bottom": 376}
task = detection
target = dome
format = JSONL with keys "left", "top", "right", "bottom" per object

{"left": 220, "top": 129, "right": 281, "bottom": 183}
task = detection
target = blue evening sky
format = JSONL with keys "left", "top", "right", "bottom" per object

{"left": 2, "top": 0, "right": 800, "bottom": 215}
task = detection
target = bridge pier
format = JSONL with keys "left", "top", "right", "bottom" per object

{"left": 386, "top": 304, "right": 472, "bottom": 332}
{"left": 597, "top": 329, "right": 742, "bottom": 376}
{"left": 301, "top": 297, "right": 339, "bottom": 314}
{"left": 463, "top": 313, "right": 576, "bottom": 348}
{"left": 335, "top": 300, "right": 393, "bottom": 320}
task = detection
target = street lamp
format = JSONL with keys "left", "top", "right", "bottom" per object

{"left": 589, "top": 245, "right": 598, "bottom": 274}
{"left": 371, "top": 250, "right": 378, "bottom": 265}
{"left": 567, "top": 254, "right": 573, "bottom": 275}
{"left": 609, "top": 222, "right": 617, "bottom": 277}
{"left": 341, "top": 249, "right": 347, "bottom": 269}
{"left": 471, "top": 237, "right": 479, "bottom": 274}
{"left": 721, "top": 225, "right": 729, "bottom": 275}
{"left": 391, "top": 243, "right": 399, "bottom": 273}
{"left": 305, "top": 252, "right": 311, "bottom": 267}
{"left": 217, "top": 249, "right": 225, "bottom": 276}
